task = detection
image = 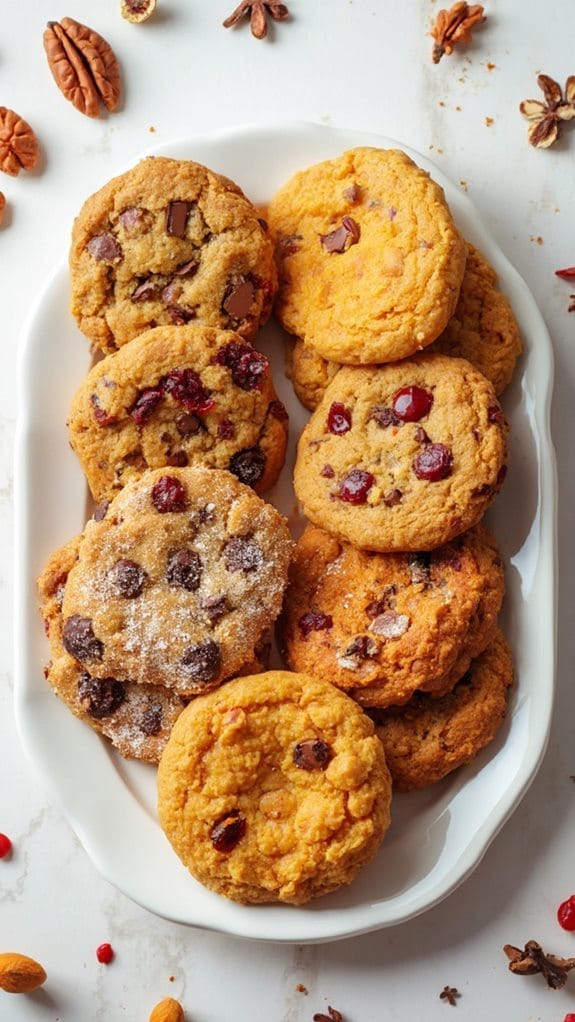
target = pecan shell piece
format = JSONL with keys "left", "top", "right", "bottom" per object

{"left": 43, "top": 18, "right": 122, "bottom": 118}
{"left": 0, "top": 107, "right": 40, "bottom": 176}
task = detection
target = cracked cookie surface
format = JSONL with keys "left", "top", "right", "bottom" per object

{"left": 68, "top": 324, "right": 288, "bottom": 503}
{"left": 157, "top": 670, "right": 392, "bottom": 904}
{"left": 70, "top": 156, "right": 277, "bottom": 354}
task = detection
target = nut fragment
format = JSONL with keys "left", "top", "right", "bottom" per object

{"left": 149, "top": 998, "right": 185, "bottom": 1022}
{"left": 0, "top": 107, "right": 40, "bottom": 176}
{"left": 121, "top": 0, "right": 157, "bottom": 23}
{"left": 43, "top": 18, "right": 122, "bottom": 118}
{"left": 0, "top": 952, "right": 47, "bottom": 994}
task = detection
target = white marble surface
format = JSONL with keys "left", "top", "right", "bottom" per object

{"left": 2, "top": 1, "right": 575, "bottom": 1019}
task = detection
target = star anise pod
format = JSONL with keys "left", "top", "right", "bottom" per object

{"left": 431, "top": 3, "right": 486, "bottom": 64}
{"left": 503, "top": 940, "right": 575, "bottom": 989}
{"left": 520, "top": 74, "right": 575, "bottom": 148}
{"left": 223, "top": 0, "right": 289, "bottom": 40}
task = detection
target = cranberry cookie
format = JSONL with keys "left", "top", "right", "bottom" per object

{"left": 157, "top": 670, "right": 392, "bottom": 904}
{"left": 70, "top": 156, "right": 277, "bottom": 354}
{"left": 293, "top": 354, "right": 508, "bottom": 552}
{"left": 68, "top": 324, "right": 289, "bottom": 503}
{"left": 60, "top": 467, "right": 292, "bottom": 696}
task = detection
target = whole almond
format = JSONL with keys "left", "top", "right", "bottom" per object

{"left": 149, "top": 997, "right": 185, "bottom": 1022}
{"left": 0, "top": 953, "right": 47, "bottom": 994}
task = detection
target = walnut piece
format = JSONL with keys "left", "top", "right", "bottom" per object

{"left": 0, "top": 107, "right": 40, "bottom": 176}
{"left": 43, "top": 17, "right": 122, "bottom": 118}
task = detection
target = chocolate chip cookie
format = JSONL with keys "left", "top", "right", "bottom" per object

{"left": 68, "top": 324, "right": 289, "bottom": 502}
{"left": 70, "top": 156, "right": 277, "bottom": 354}
{"left": 157, "top": 670, "right": 392, "bottom": 904}
{"left": 60, "top": 467, "right": 292, "bottom": 696}
{"left": 293, "top": 354, "right": 508, "bottom": 552}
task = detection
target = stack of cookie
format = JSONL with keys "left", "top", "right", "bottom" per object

{"left": 268, "top": 146, "right": 519, "bottom": 792}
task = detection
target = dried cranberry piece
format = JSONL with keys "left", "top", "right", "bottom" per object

{"left": 108, "top": 559, "right": 147, "bottom": 598}
{"left": 151, "top": 475, "right": 188, "bottom": 513}
{"left": 392, "top": 386, "right": 434, "bottom": 422}
{"left": 327, "top": 402, "right": 352, "bottom": 435}
{"left": 201, "top": 594, "right": 229, "bottom": 623}
{"left": 268, "top": 399, "right": 288, "bottom": 421}
{"left": 176, "top": 412, "right": 201, "bottom": 436}
{"left": 321, "top": 464, "right": 335, "bottom": 478}
{"left": 298, "top": 611, "right": 333, "bottom": 638}
{"left": 337, "top": 469, "right": 375, "bottom": 504}
{"left": 161, "top": 368, "right": 214, "bottom": 413}
{"left": 130, "top": 387, "right": 163, "bottom": 425}
{"left": 166, "top": 549, "right": 202, "bottom": 591}
{"left": 488, "top": 404, "right": 505, "bottom": 425}
{"left": 78, "top": 673, "right": 125, "bottom": 718}
{"left": 90, "top": 393, "right": 115, "bottom": 426}
{"left": 62, "top": 616, "right": 103, "bottom": 662}
{"left": 181, "top": 639, "right": 221, "bottom": 683}
{"left": 293, "top": 739, "right": 332, "bottom": 771}
{"left": 210, "top": 810, "right": 246, "bottom": 852}
{"left": 215, "top": 341, "right": 269, "bottom": 391}
{"left": 87, "top": 233, "right": 122, "bottom": 261}
{"left": 496, "top": 464, "right": 508, "bottom": 485}
{"left": 222, "top": 279, "right": 255, "bottom": 319}
{"left": 217, "top": 419, "right": 235, "bottom": 439}
{"left": 413, "top": 444, "right": 453, "bottom": 481}
{"left": 370, "top": 405, "right": 400, "bottom": 428}
{"left": 224, "top": 536, "right": 262, "bottom": 572}
{"left": 229, "top": 447, "right": 266, "bottom": 488}
{"left": 139, "top": 702, "right": 163, "bottom": 736}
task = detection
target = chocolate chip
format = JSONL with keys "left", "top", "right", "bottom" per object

{"left": 488, "top": 404, "right": 505, "bottom": 425}
{"left": 293, "top": 739, "right": 332, "bottom": 771}
{"left": 151, "top": 475, "right": 188, "bottom": 513}
{"left": 130, "top": 387, "right": 163, "bottom": 425}
{"left": 409, "top": 552, "right": 432, "bottom": 584}
{"left": 118, "top": 206, "right": 145, "bottom": 232}
{"left": 167, "top": 303, "right": 196, "bottom": 325}
{"left": 210, "top": 810, "right": 246, "bottom": 852}
{"left": 90, "top": 393, "right": 115, "bottom": 426}
{"left": 181, "top": 639, "right": 221, "bottom": 683}
{"left": 343, "top": 183, "right": 361, "bottom": 202}
{"left": 222, "top": 279, "right": 255, "bottom": 319}
{"left": 131, "top": 280, "right": 158, "bottom": 303}
{"left": 166, "top": 548, "right": 202, "bottom": 591}
{"left": 383, "top": 488, "right": 403, "bottom": 507}
{"left": 229, "top": 447, "right": 266, "bottom": 488}
{"left": 139, "top": 702, "right": 163, "bottom": 736}
{"left": 92, "top": 500, "right": 109, "bottom": 521}
{"left": 198, "top": 502, "right": 216, "bottom": 523}
{"left": 87, "top": 233, "right": 122, "bottom": 261}
{"left": 165, "top": 200, "right": 192, "bottom": 238}
{"left": 167, "top": 450, "right": 189, "bottom": 467}
{"left": 320, "top": 217, "right": 360, "bottom": 254}
{"left": 77, "top": 673, "right": 125, "bottom": 718}
{"left": 108, "top": 559, "right": 147, "bottom": 598}
{"left": 224, "top": 536, "right": 262, "bottom": 572}
{"left": 161, "top": 281, "right": 183, "bottom": 306}
{"left": 415, "top": 426, "right": 431, "bottom": 445}
{"left": 62, "top": 616, "right": 104, "bottom": 663}
{"left": 173, "top": 258, "right": 198, "bottom": 277}
{"left": 370, "top": 405, "right": 400, "bottom": 428}
{"left": 201, "top": 594, "right": 229, "bottom": 624}
{"left": 176, "top": 412, "right": 202, "bottom": 436}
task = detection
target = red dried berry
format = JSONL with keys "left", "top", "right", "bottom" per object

{"left": 556, "top": 266, "right": 575, "bottom": 280}
{"left": 337, "top": 468, "right": 375, "bottom": 504}
{"left": 96, "top": 943, "right": 114, "bottom": 964}
{"left": 0, "top": 833, "right": 13, "bottom": 858}
{"left": 130, "top": 387, "right": 163, "bottom": 425}
{"left": 298, "top": 611, "right": 333, "bottom": 637}
{"left": 392, "top": 385, "right": 433, "bottom": 422}
{"left": 161, "top": 368, "right": 214, "bottom": 414}
{"left": 321, "top": 464, "right": 335, "bottom": 478}
{"left": 558, "top": 895, "right": 575, "bottom": 931}
{"left": 563, "top": 1015, "right": 575, "bottom": 1022}
{"left": 151, "top": 475, "right": 188, "bottom": 513}
{"left": 327, "top": 401, "right": 352, "bottom": 434}
{"left": 412, "top": 443, "right": 453, "bottom": 481}
{"left": 215, "top": 341, "right": 269, "bottom": 391}
{"left": 210, "top": 811, "right": 246, "bottom": 853}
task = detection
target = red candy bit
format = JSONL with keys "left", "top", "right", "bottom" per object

{"left": 337, "top": 468, "right": 375, "bottom": 504}
{"left": 96, "top": 943, "right": 114, "bottom": 964}
{"left": 413, "top": 443, "right": 453, "bottom": 482}
{"left": 556, "top": 266, "right": 575, "bottom": 280}
{"left": 564, "top": 1015, "right": 575, "bottom": 1022}
{"left": 327, "top": 401, "right": 352, "bottom": 435}
{"left": 161, "top": 368, "right": 214, "bottom": 414}
{"left": 392, "top": 385, "right": 433, "bottom": 422}
{"left": 0, "top": 833, "right": 13, "bottom": 858}
{"left": 298, "top": 611, "right": 333, "bottom": 638}
{"left": 558, "top": 895, "right": 575, "bottom": 931}
{"left": 151, "top": 475, "right": 188, "bottom": 513}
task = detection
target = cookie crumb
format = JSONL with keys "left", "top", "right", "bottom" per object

{"left": 439, "top": 986, "right": 461, "bottom": 1006}
{"left": 296, "top": 983, "right": 309, "bottom": 994}
{"left": 459, "top": 180, "right": 468, "bottom": 191}
{"left": 486, "top": 61, "right": 496, "bottom": 70}
{"left": 485, "top": 116, "right": 494, "bottom": 126}
{"left": 530, "top": 235, "right": 544, "bottom": 245}
{"left": 148, "top": 126, "right": 156, "bottom": 133}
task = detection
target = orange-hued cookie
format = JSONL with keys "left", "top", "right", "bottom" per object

{"left": 370, "top": 630, "right": 513, "bottom": 790}
{"left": 293, "top": 354, "right": 508, "bottom": 552}
{"left": 157, "top": 671, "right": 392, "bottom": 904}
{"left": 282, "top": 524, "right": 504, "bottom": 708}
{"left": 268, "top": 147, "right": 467, "bottom": 365}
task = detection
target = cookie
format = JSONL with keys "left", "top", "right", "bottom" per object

{"left": 61, "top": 467, "right": 292, "bottom": 695}
{"left": 69, "top": 156, "right": 277, "bottom": 354}
{"left": 268, "top": 147, "right": 467, "bottom": 365}
{"left": 68, "top": 324, "right": 289, "bottom": 503}
{"left": 287, "top": 244, "right": 522, "bottom": 411}
{"left": 157, "top": 670, "right": 392, "bottom": 904}
{"left": 282, "top": 523, "right": 504, "bottom": 708}
{"left": 369, "top": 629, "right": 513, "bottom": 790}
{"left": 293, "top": 354, "right": 508, "bottom": 552}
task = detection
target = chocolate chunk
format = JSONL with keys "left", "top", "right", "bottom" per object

{"left": 139, "top": 702, "right": 163, "bottom": 736}
{"left": 222, "top": 279, "right": 255, "bottom": 319}
{"left": 201, "top": 594, "right": 229, "bottom": 624}
{"left": 198, "top": 502, "right": 216, "bottom": 523}
{"left": 217, "top": 419, "right": 235, "bottom": 440}
{"left": 344, "top": 635, "right": 378, "bottom": 660}
{"left": 118, "top": 206, "right": 145, "bottom": 232}
{"left": 62, "top": 616, "right": 104, "bottom": 663}
{"left": 176, "top": 412, "right": 202, "bottom": 436}
{"left": 77, "top": 673, "right": 125, "bottom": 719}
{"left": 166, "top": 548, "right": 202, "bottom": 591}
{"left": 161, "top": 281, "right": 183, "bottom": 306}
{"left": 90, "top": 393, "right": 115, "bottom": 426}
{"left": 224, "top": 536, "right": 262, "bottom": 572}
{"left": 278, "top": 234, "right": 303, "bottom": 255}
{"left": 409, "top": 552, "right": 432, "bottom": 584}
{"left": 131, "top": 280, "right": 158, "bottom": 303}
{"left": 365, "top": 587, "right": 396, "bottom": 618}
{"left": 87, "top": 233, "right": 122, "bottom": 261}
{"left": 210, "top": 810, "right": 246, "bottom": 853}
{"left": 293, "top": 739, "right": 332, "bottom": 771}
{"left": 229, "top": 447, "right": 266, "bottom": 488}
{"left": 173, "top": 258, "right": 198, "bottom": 277}
{"left": 167, "top": 303, "right": 196, "bottom": 325}
{"left": 268, "top": 399, "right": 288, "bottom": 422}
{"left": 415, "top": 426, "right": 431, "bottom": 445}
{"left": 130, "top": 387, "right": 163, "bottom": 425}
{"left": 92, "top": 500, "right": 109, "bottom": 521}
{"left": 343, "top": 183, "right": 361, "bottom": 203}
{"left": 320, "top": 217, "right": 360, "bottom": 254}
{"left": 151, "top": 475, "right": 188, "bottom": 513}
{"left": 167, "top": 450, "right": 189, "bottom": 467}
{"left": 383, "top": 488, "right": 403, "bottom": 507}
{"left": 182, "top": 639, "right": 221, "bottom": 683}
{"left": 108, "top": 559, "right": 147, "bottom": 598}
{"left": 165, "top": 200, "right": 192, "bottom": 238}
{"left": 370, "top": 405, "right": 400, "bottom": 428}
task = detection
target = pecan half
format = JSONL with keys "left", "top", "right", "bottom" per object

{"left": 0, "top": 107, "right": 40, "bottom": 176}
{"left": 43, "top": 18, "right": 122, "bottom": 118}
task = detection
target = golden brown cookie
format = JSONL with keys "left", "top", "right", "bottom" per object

{"left": 268, "top": 147, "right": 467, "bottom": 365}
{"left": 369, "top": 629, "right": 513, "bottom": 790}
{"left": 68, "top": 324, "right": 289, "bottom": 503}
{"left": 293, "top": 354, "right": 508, "bottom": 552}
{"left": 70, "top": 156, "right": 277, "bottom": 354}
{"left": 60, "top": 467, "right": 292, "bottom": 696}
{"left": 157, "top": 670, "right": 392, "bottom": 904}
{"left": 282, "top": 523, "right": 504, "bottom": 708}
